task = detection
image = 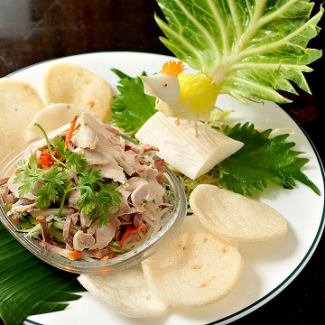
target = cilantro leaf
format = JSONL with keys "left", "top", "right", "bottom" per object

{"left": 78, "top": 185, "right": 96, "bottom": 215}
{"left": 53, "top": 135, "right": 66, "bottom": 155}
{"left": 215, "top": 123, "right": 320, "bottom": 196}
{"left": 15, "top": 154, "right": 69, "bottom": 208}
{"left": 15, "top": 156, "right": 46, "bottom": 196}
{"left": 78, "top": 182, "right": 121, "bottom": 225}
{"left": 52, "top": 135, "right": 88, "bottom": 172}
{"left": 79, "top": 167, "right": 101, "bottom": 187}
{"left": 76, "top": 165, "right": 121, "bottom": 224}
{"left": 111, "top": 69, "right": 156, "bottom": 135}
{"left": 90, "top": 184, "right": 121, "bottom": 225}
{"left": 35, "top": 165, "right": 68, "bottom": 208}
{"left": 65, "top": 151, "right": 87, "bottom": 172}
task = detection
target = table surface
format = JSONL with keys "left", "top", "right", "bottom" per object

{"left": 0, "top": 1, "right": 324, "bottom": 324}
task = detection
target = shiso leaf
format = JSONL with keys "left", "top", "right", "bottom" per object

{"left": 215, "top": 123, "right": 320, "bottom": 196}
{"left": 0, "top": 221, "right": 83, "bottom": 325}
{"left": 155, "top": 0, "right": 323, "bottom": 103}
{"left": 111, "top": 69, "right": 156, "bottom": 136}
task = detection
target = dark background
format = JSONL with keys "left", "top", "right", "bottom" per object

{"left": 0, "top": 1, "right": 324, "bottom": 324}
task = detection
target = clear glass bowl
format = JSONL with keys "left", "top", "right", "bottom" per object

{"left": 0, "top": 145, "right": 187, "bottom": 274}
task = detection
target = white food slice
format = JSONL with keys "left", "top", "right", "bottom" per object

{"left": 78, "top": 269, "right": 168, "bottom": 318}
{"left": 43, "top": 63, "right": 113, "bottom": 120}
{"left": 0, "top": 79, "right": 44, "bottom": 158}
{"left": 179, "top": 214, "right": 238, "bottom": 247}
{"left": 142, "top": 232, "right": 243, "bottom": 307}
{"left": 190, "top": 184, "right": 288, "bottom": 242}
{"left": 178, "top": 214, "right": 208, "bottom": 233}
{"left": 25, "top": 103, "right": 89, "bottom": 141}
{"left": 135, "top": 112, "right": 243, "bottom": 179}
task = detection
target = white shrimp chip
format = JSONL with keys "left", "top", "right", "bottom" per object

{"left": 78, "top": 269, "right": 168, "bottom": 318}
{"left": 178, "top": 214, "right": 207, "bottom": 233}
{"left": 142, "top": 232, "right": 242, "bottom": 307}
{"left": 25, "top": 103, "right": 89, "bottom": 141}
{"left": 190, "top": 184, "right": 288, "bottom": 242}
{"left": 43, "top": 63, "right": 113, "bottom": 120}
{"left": 0, "top": 79, "right": 44, "bottom": 158}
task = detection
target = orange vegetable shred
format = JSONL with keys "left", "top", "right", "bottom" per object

{"left": 119, "top": 223, "right": 145, "bottom": 247}
{"left": 38, "top": 149, "right": 54, "bottom": 169}
{"left": 65, "top": 115, "right": 78, "bottom": 151}
{"left": 67, "top": 251, "right": 81, "bottom": 261}
{"left": 11, "top": 216, "right": 20, "bottom": 225}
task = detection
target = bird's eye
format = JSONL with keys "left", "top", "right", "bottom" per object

{"left": 163, "top": 83, "right": 168, "bottom": 87}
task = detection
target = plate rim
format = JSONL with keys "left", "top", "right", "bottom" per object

{"left": 5, "top": 51, "right": 324, "bottom": 325}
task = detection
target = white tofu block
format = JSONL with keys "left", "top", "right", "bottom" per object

{"left": 135, "top": 112, "right": 243, "bottom": 179}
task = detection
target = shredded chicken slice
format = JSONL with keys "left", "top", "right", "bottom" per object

{"left": 10, "top": 200, "right": 36, "bottom": 214}
{"left": 80, "top": 212, "right": 92, "bottom": 228}
{"left": 136, "top": 165, "right": 159, "bottom": 180}
{"left": 73, "top": 230, "right": 96, "bottom": 251}
{"left": 110, "top": 188, "right": 136, "bottom": 218}
{"left": 90, "top": 222, "right": 116, "bottom": 250}
{"left": 68, "top": 189, "right": 81, "bottom": 209}
{"left": 131, "top": 182, "right": 149, "bottom": 212}
{"left": 72, "top": 123, "right": 98, "bottom": 149}
{"left": 93, "top": 163, "right": 126, "bottom": 184}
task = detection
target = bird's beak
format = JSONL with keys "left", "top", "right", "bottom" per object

{"left": 140, "top": 73, "right": 180, "bottom": 105}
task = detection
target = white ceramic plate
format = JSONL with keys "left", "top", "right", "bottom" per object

{"left": 6, "top": 52, "right": 324, "bottom": 325}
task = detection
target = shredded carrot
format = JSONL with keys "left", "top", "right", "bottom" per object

{"left": 67, "top": 250, "right": 81, "bottom": 260}
{"left": 38, "top": 149, "right": 54, "bottom": 169}
{"left": 119, "top": 223, "right": 145, "bottom": 247}
{"left": 64, "top": 115, "right": 78, "bottom": 151}
{"left": 11, "top": 216, "right": 20, "bottom": 225}
{"left": 99, "top": 255, "right": 109, "bottom": 262}
{"left": 162, "top": 60, "right": 184, "bottom": 75}
{"left": 36, "top": 215, "right": 45, "bottom": 222}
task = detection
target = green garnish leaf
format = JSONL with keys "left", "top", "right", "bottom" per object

{"left": 53, "top": 135, "right": 66, "bottom": 155}
{"left": 111, "top": 69, "right": 156, "bottom": 135}
{"left": 35, "top": 165, "right": 69, "bottom": 208}
{"left": 79, "top": 168, "right": 101, "bottom": 187}
{"left": 156, "top": 0, "right": 323, "bottom": 103}
{"left": 215, "top": 123, "right": 320, "bottom": 196}
{"left": 14, "top": 156, "right": 43, "bottom": 196}
{"left": 78, "top": 181, "right": 121, "bottom": 225}
{"left": 15, "top": 157, "right": 69, "bottom": 208}
{"left": 65, "top": 151, "right": 88, "bottom": 172}
{"left": 0, "top": 222, "right": 83, "bottom": 325}
{"left": 91, "top": 184, "right": 122, "bottom": 225}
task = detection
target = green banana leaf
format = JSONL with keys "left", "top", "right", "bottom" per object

{"left": 0, "top": 222, "right": 84, "bottom": 325}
